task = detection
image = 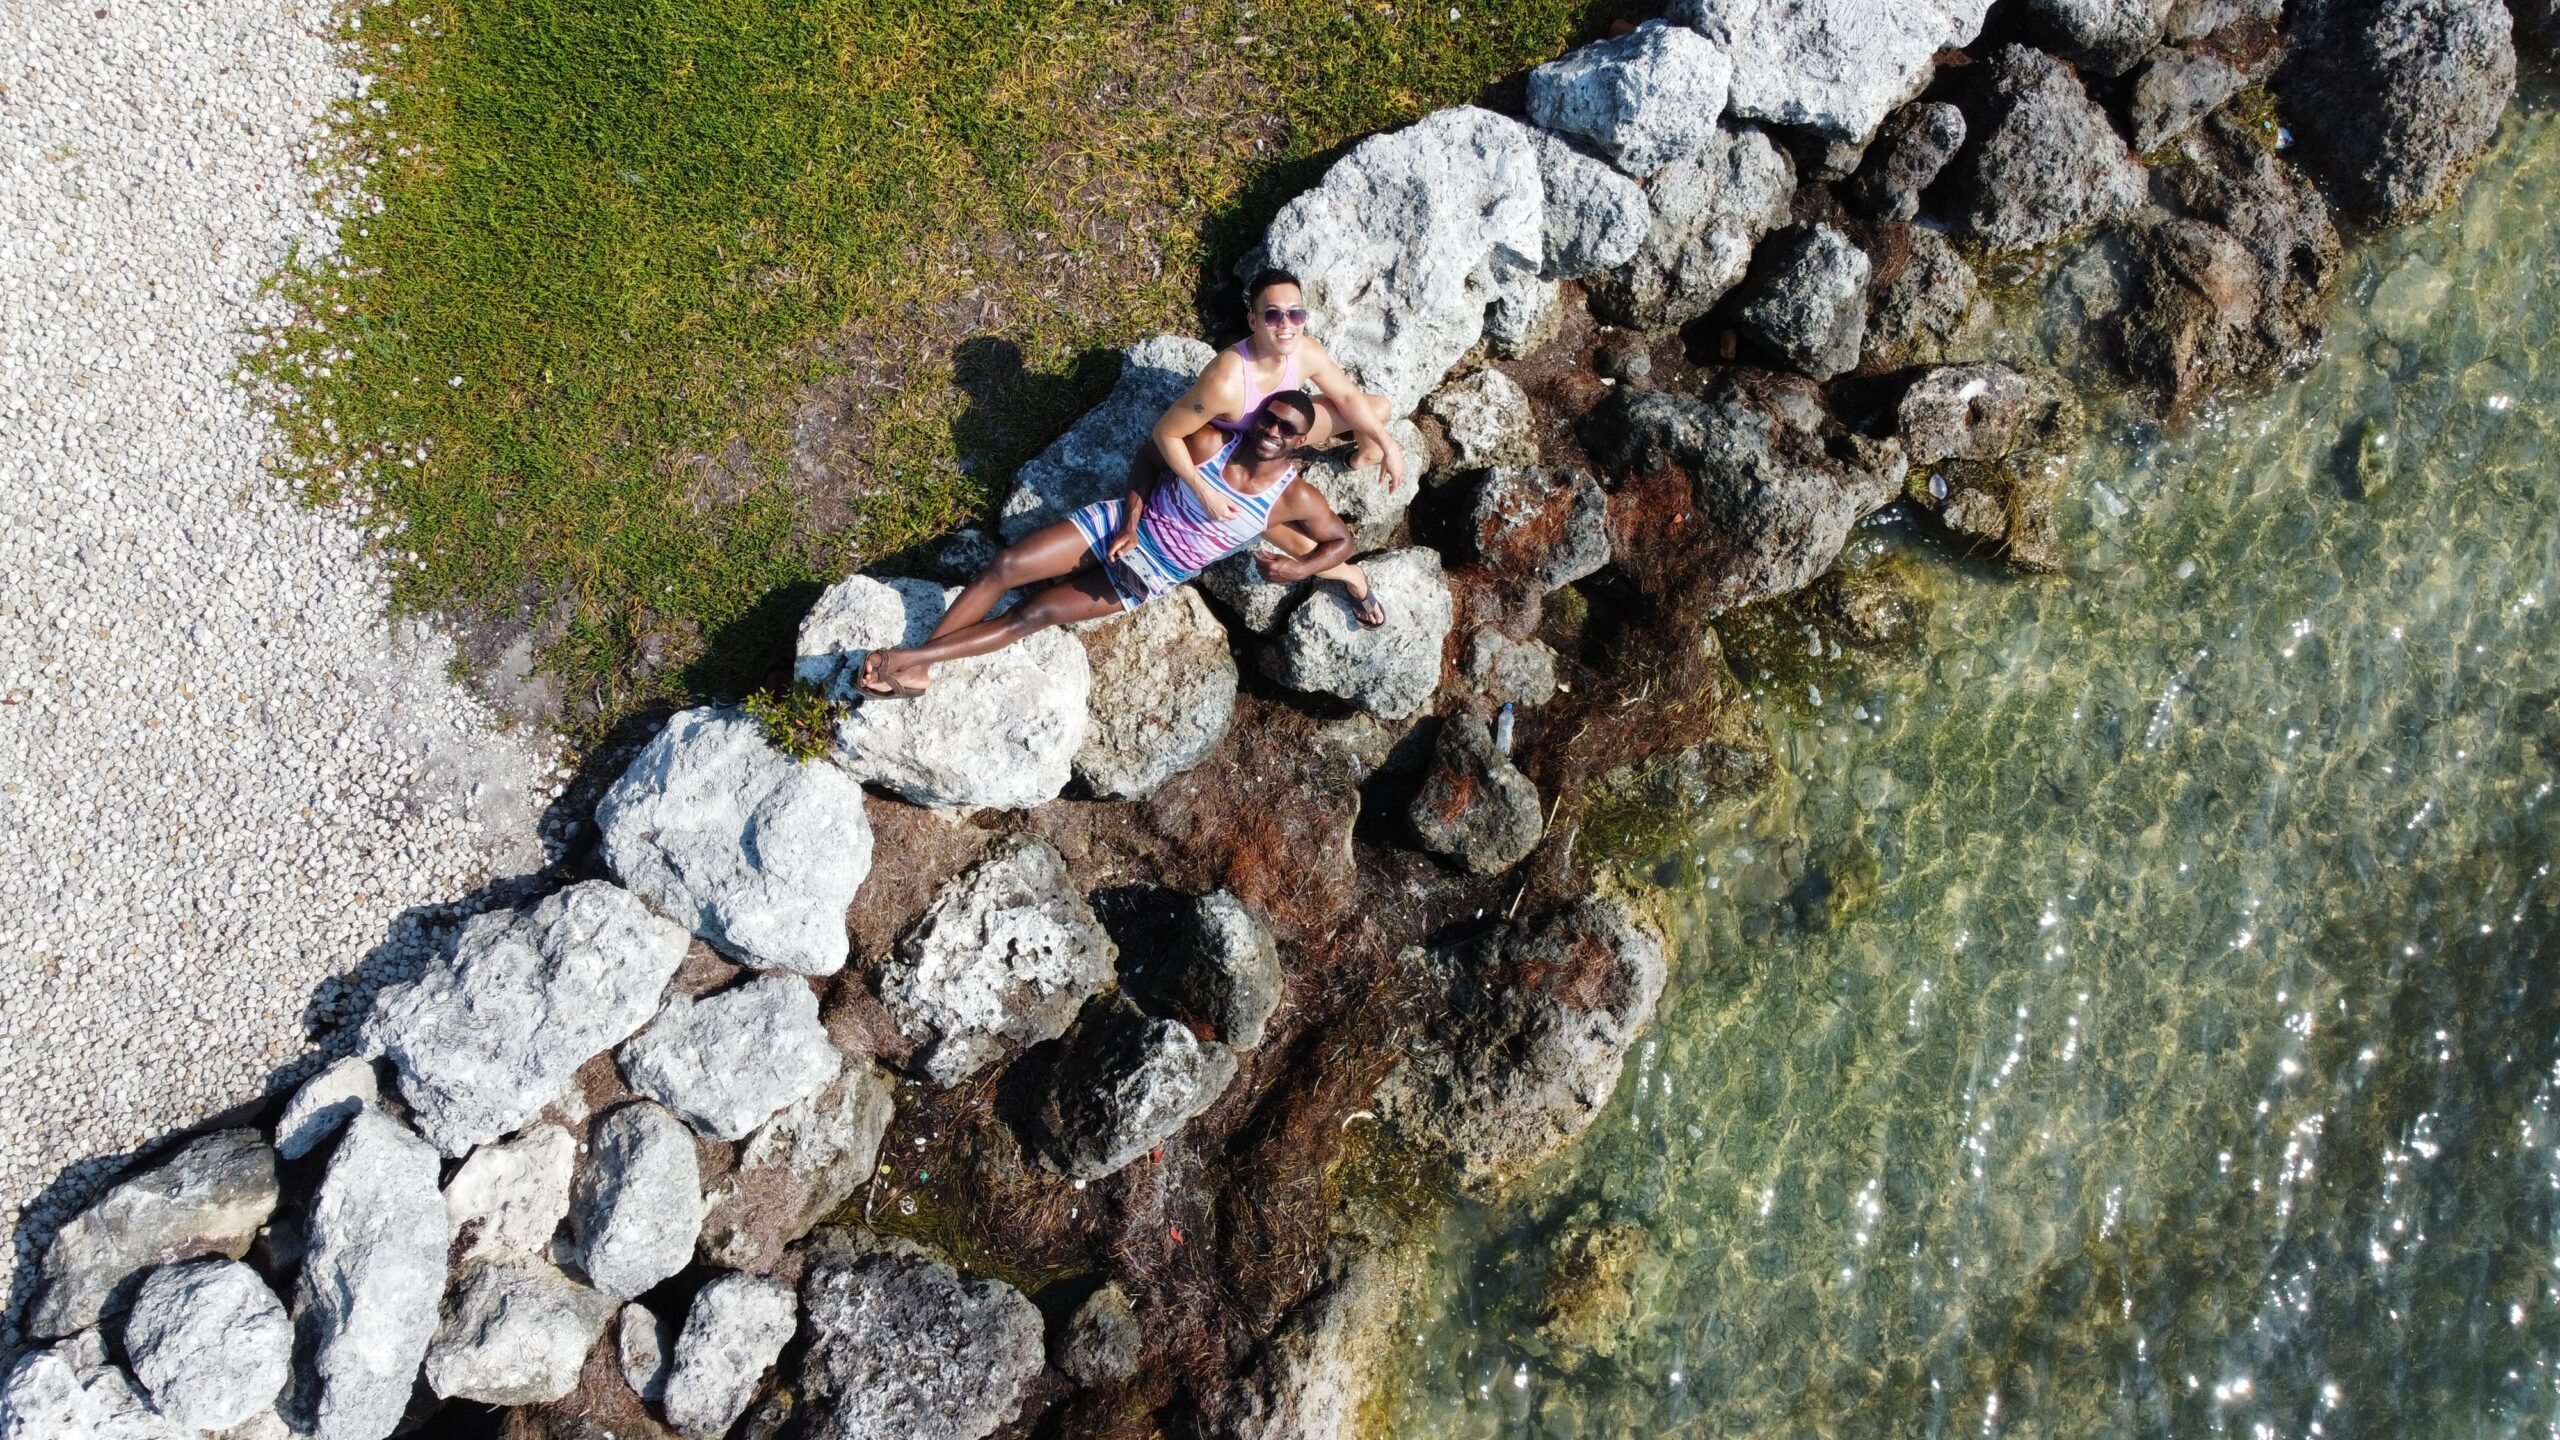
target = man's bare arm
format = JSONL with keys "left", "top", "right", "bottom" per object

{"left": 1259, "top": 483, "right": 1354, "bottom": 582}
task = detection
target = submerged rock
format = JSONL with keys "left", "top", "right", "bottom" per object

{"left": 796, "top": 1235, "right": 1045, "bottom": 1440}
{"left": 2023, "top": 0, "right": 2173, "bottom": 75}
{"left": 1524, "top": 21, "right": 1731, "bottom": 177}
{"left": 1260, "top": 547, "right": 1455, "bottom": 720}
{"left": 444, "top": 1124, "right": 576, "bottom": 1266}
{"left": 2131, "top": 47, "right": 2248, "bottom": 151}
{"left": 1425, "top": 368, "right": 1538, "bottom": 472}
{"left": 1029, "top": 993, "right": 1241, "bottom": 1180}
{"left": 363, "top": 880, "right": 690, "bottom": 1155}
{"left": 1949, "top": 45, "right": 2148, "bottom": 252}
{"left": 1847, "top": 101, "right": 1966, "bottom": 221}
{"left": 1467, "top": 466, "right": 1611, "bottom": 593}
{"left": 1407, "top": 714, "right": 1545, "bottom": 876}
{"left": 424, "top": 1260, "right": 618, "bottom": 1406}
{"left": 1527, "top": 130, "right": 1651, "bottom": 280}
{"left": 1862, "top": 224, "right": 1987, "bottom": 371}
{"left": 570, "top": 1102, "right": 704, "bottom": 1299}
{"left": 883, "top": 836, "right": 1117, "bottom": 1084}
{"left": 795, "top": 575, "right": 1091, "bottom": 813}
{"left": 599, "top": 705, "right": 871, "bottom": 977}
{"left": 1378, "top": 899, "right": 1669, "bottom": 1190}
{"left": 1805, "top": 564, "right": 1933, "bottom": 652}
{"left": 1054, "top": 1282, "right": 1143, "bottom": 1388}
{"left": 664, "top": 1272, "right": 797, "bottom": 1440}
{"left": 292, "top": 1108, "right": 449, "bottom": 1440}
{"left": 1585, "top": 124, "right": 1795, "bottom": 332}
{"left": 1670, "top": 0, "right": 1996, "bottom": 144}
{"left": 1070, "top": 586, "right": 1237, "bottom": 801}
{"left": 30, "top": 1128, "right": 276, "bottom": 1340}
{"left": 274, "top": 1056, "right": 377, "bottom": 1163}
{"left": 1731, "top": 223, "right": 1871, "bottom": 380}
{"left": 1255, "top": 107, "right": 1545, "bottom": 412}
{"left": 2277, "top": 0, "right": 2516, "bottom": 224}
{"left": 1899, "top": 362, "right": 2083, "bottom": 572}
{"left": 999, "top": 335, "right": 1215, "bottom": 539}
{"left": 122, "top": 1259, "right": 292, "bottom": 1432}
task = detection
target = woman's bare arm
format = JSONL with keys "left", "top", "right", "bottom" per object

{"left": 1150, "top": 354, "right": 1246, "bottom": 521}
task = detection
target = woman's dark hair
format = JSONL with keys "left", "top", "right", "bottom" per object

{"left": 1246, "top": 268, "right": 1303, "bottom": 306}
{"left": 1259, "top": 390, "right": 1319, "bottom": 428}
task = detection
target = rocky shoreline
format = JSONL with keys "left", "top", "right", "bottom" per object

{"left": 7, "top": 1, "right": 2546, "bottom": 1437}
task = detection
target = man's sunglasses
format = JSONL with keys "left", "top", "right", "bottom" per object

{"left": 1251, "top": 409, "right": 1308, "bottom": 438}
{"left": 1260, "top": 306, "right": 1312, "bottom": 328}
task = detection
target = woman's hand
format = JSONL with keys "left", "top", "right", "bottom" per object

{"left": 1382, "top": 438, "right": 1409, "bottom": 492}
{"left": 1186, "top": 474, "right": 1242, "bottom": 523}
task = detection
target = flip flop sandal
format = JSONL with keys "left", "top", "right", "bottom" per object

{"left": 857, "top": 656, "right": 929, "bottom": 700}
{"left": 1351, "top": 587, "right": 1389, "bottom": 629}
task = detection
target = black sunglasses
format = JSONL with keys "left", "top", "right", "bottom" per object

{"left": 1252, "top": 408, "right": 1308, "bottom": 438}
{"left": 1260, "top": 305, "right": 1311, "bottom": 327}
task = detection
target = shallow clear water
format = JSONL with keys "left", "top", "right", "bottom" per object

{"left": 1389, "top": 99, "right": 2560, "bottom": 1439}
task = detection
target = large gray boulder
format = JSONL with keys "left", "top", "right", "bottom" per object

{"left": 620, "top": 976, "right": 843, "bottom": 1141}
{"left": 663, "top": 1272, "right": 798, "bottom": 1440}
{"left": 1949, "top": 45, "right": 2149, "bottom": 252}
{"left": 363, "top": 881, "right": 690, "bottom": 1155}
{"left": 1424, "top": 369, "right": 1537, "bottom": 473}
{"left": 1585, "top": 124, "right": 1795, "bottom": 332}
{"left": 571, "top": 1103, "right": 705, "bottom": 1299}
{"left": 1862, "top": 224, "right": 1986, "bottom": 370}
{"left": 2276, "top": 0, "right": 2516, "bottom": 224}
{"left": 1847, "top": 101, "right": 1966, "bottom": 220}
{"left": 1197, "top": 551, "right": 1309, "bottom": 633}
{"left": 293, "top": 1109, "right": 450, "bottom": 1440}
{"left": 1260, "top": 547, "right": 1453, "bottom": 720}
{"left": 999, "top": 335, "right": 1216, "bottom": 539}
{"left": 796, "top": 1236, "right": 1045, "bottom": 1440}
{"left": 2024, "top": 0, "right": 2173, "bottom": 75}
{"left": 1525, "top": 21, "right": 1731, "bottom": 176}
{"left": 444, "top": 1124, "right": 576, "bottom": 1266}
{"left": 599, "top": 706, "right": 871, "bottom": 977}
{"left": 882, "top": 837, "right": 1118, "bottom": 1084}
{"left": 1220, "top": 1247, "right": 1418, "bottom": 1440}
{"left": 1027, "top": 994, "right": 1241, "bottom": 1181}
{"left": 1069, "top": 587, "right": 1237, "bottom": 800}
{"left": 1297, "top": 417, "right": 1426, "bottom": 548}
{"left": 30, "top": 1129, "right": 276, "bottom": 1339}
{"left": 1378, "top": 900, "right": 1668, "bottom": 1190}
{"left": 274, "top": 1056, "right": 377, "bottom": 1162}
{"left": 1732, "top": 223, "right": 1871, "bottom": 380}
{"left": 1527, "top": 130, "right": 1650, "bottom": 279}
{"left": 2130, "top": 48, "right": 2248, "bottom": 152}
{"left": 0, "top": 1334, "right": 189, "bottom": 1440}
{"left": 1255, "top": 107, "right": 1545, "bottom": 413}
{"left": 122, "top": 1259, "right": 292, "bottom": 1432}
{"left": 1461, "top": 631, "right": 1560, "bottom": 709}
{"left": 1581, "top": 374, "right": 1905, "bottom": 614}
{"left": 1136, "top": 890, "right": 1284, "bottom": 1051}
{"left": 1407, "top": 715, "right": 1544, "bottom": 877}
{"left": 1466, "top": 467, "right": 1611, "bottom": 593}
{"left": 700, "top": 1066, "right": 898, "bottom": 1270}
{"left": 423, "top": 1260, "right": 618, "bottom": 1406}
{"left": 1670, "top": 0, "right": 1997, "bottom": 143}
{"left": 794, "top": 575, "right": 1091, "bottom": 813}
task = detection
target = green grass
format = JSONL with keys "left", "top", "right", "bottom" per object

{"left": 265, "top": 0, "right": 1637, "bottom": 736}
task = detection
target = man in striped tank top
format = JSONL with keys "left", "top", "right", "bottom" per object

{"left": 857, "top": 391, "right": 1354, "bottom": 698}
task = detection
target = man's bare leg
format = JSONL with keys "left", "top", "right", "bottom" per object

{"left": 1266, "top": 523, "right": 1385, "bottom": 628}
{"left": 865, "top": 568, "right": 1125, "bottom": 695}
{"left": 920, "top": 518, "right": 1102, "bottom": 647}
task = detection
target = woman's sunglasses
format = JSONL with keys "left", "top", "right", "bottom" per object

{"left": 1260, "top": 306, "right": 1312, "bottom": 328}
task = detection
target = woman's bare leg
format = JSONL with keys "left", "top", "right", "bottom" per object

{"left": 868, "top": 569, "right": 1126, "bottom": 693}
{"left": 927, "top": 518, "right": 1102, "bottom": 643}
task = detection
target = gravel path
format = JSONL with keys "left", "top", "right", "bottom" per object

{"left": 0, "top": 0, "right": 550, "bottom": 1342}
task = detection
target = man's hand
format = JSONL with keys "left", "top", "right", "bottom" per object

{"left": 1255, "top": 549, "right": 1315, "bottom": 584}
{"left": 1108, "top": 524, "right": 1139, "bottom": 562}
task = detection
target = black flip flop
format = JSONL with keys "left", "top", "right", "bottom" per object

{"left": 1350, "top": 586, "right": 1389, "bottom": 629}
{"left": 857, "top": 655, "right": 929, "bottom": 700}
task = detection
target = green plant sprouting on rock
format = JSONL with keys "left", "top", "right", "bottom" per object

{"left": 743, "top": 683, "right": 843, "bottom": 763}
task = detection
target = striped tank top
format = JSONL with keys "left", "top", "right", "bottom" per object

{"left": 1069, "top": 435, "right": 1299, "bottom": 607}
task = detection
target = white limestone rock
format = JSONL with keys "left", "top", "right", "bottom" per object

{"left": 30, "top": 1129, "right": 276, "bottom": 1340}
{"left": 1425, "top": 369, "right": 1539, "bottom": 473}
{"left": 599, "top": 706, "right": 872, "bottom": 977}
{"left": 1298, "top": 417, "right": 1427, "bottom": 549}
{"left": 1527, "top": 131, "right": 1650, "bottom": 280}
{"left": 443, "top": 1124, "right": 576, "bottom": 1266}
{"left": 1586, "top": 124, "right": 1796, "bottom": 333}
{"left": 570, "top": 1103, "right": 705, "bottom": 1299}
{"left": 1669, "top": 0, "right": 1998, "bottom": 144}
{"left": 1260, "top": 548, "right": 1455, "bottom": 720}
{"left": 619, "top": 976, "right": 843, "bottom": 1141}
{"left": 273, "top": 1057, "right": 378, "bottom": 1162}
{"left": 1069, "top": 587, "right": 1238, "bottom": 801}
{"left": 999, "top": 336, "right": 1217, "bottom": 540}
{"left": 882, "top": 837, "right": 1118, "bottom": 1084}
{"left": 122, "top": 1259, "right": 291, "bottom": 1432}
{"left": 618, "top": 1303, "right": 675, "bottom": 1405}
{"left": 362, "top": 881, "right": 691, "bottom": 1155}
{"left": 0, "top": 1334, "right": 188, "bottom": 1440}
{"left": 292, "top": 1108, "right": 450, "bottom": 1440}
{"left": 423, "top": 1260, "right": 618, "bottom": 1406}
{"left": 795, "top": 1236, "right": 1045, "bottom": 1440}
{"left": 700, "top": 1066, "right": 900, "bottom": 1270}
{"left": 1526, "top": 21, "right": 1732, "bottom": 176}
{"left": 1255, "top": 107, "right": 1546, "bottom": 413}
{"left": 663, "top": 1272, "right": 798, "bottom": 1439}
{"left": 794, "top": 575, "right": 1091, "bottom": 813}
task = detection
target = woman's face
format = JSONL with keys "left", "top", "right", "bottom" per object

{"left": 1250, "top": 282, "right": 1309, "bottom": 353}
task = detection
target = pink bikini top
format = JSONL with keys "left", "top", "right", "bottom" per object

{"left": 1210, "top": 339, "right": 1303, "bottom": 433}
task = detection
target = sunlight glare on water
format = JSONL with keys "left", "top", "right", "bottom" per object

{"left": 1389, "top": 96, "right": 2560, "bottom": 1440}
